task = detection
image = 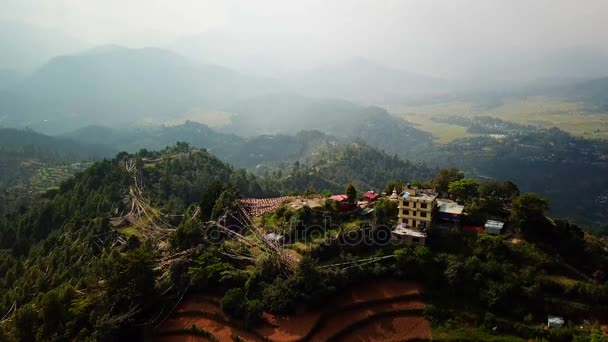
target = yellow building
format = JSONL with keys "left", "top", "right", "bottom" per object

{"left": 397, "top": 186, "right": 438, "bottom": 229}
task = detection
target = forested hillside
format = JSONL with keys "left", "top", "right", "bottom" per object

{"left": 63, "top": 124, "right": 340, "bottom": 170}
{"left": 223, "top": 94, "right": 433, "bottom": 147}
{"left": 60, "top": 121, "right": 608, "bottom": 230}
{"left": 259, "top": 142, "right": 433, "bottom": 194}
{"left": 0, "top": 144, "right": 270, "bottom": 339}
{"left": 0, "top": 143, "right": 606, "bottom": 341}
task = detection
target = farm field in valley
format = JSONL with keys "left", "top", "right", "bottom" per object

{"left": 389, "top": 97, "right": 608, "bottom": 142}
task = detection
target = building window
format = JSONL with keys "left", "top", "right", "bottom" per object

{"left": 420, "top": 202, "right": 427, "bottom": 209}
{"left": 421, "top": 212, "right": 427, "bottom": 218}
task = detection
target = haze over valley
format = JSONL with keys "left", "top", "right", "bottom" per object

{"left": 1, "top": 1, "right": 608, "bottom": 341}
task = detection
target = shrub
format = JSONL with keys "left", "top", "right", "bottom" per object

{"left": 244, "top": 299, "right": 264, "bottom": 326}
{"left": 220, "top": 288, "right": 246, "bottom": 318}
{"left": 220, "top": 288, "right": 264, "bottom": 327}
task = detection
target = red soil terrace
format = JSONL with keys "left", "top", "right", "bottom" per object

{"left": 155, "top": 279, "right": 431, "bottom": 342}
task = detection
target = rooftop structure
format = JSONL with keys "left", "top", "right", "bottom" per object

{"left": 389, "top": 188, "right": 399, "bottom": 201}
{"left": 437, "top": 199, "right": 465, "bottom": 215}
{"left": 329, "top": 194, "right": 353, "bottom": 211}
{"left": 547, "top": 316, "right": 564, "bottom": 328}
{"left": 363, "top": 191, "right": 379, "bottom": 202}
{"left": 330, "top": 194, "right": 348, "bottom": 202}
{"left": 241, "top": 196, "right": 300, "bottom": 217}
{"left": 392, "top": 224, "right": 427, "bottom": 246}
{"left": 437, "top": 199, "right": 465, "bottom": 223}
{"left": 485, "top": 220, "right": 505, "bottom": 235}
{"left": 402, "top": 187, "right": 438, "bottom": 202}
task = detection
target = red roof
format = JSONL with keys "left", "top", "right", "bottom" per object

{"left": 363, "top": 191, "right": 379, "bottom": 200}
{"left": 463, "top": 226, "right": 485, "bottom": 233}
{"left": 330, "top": 194, "right": 348, "bottom": 202}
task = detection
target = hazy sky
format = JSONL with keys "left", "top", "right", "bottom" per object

{"left": 2, "top": 0, "right": 608, "bottom": 77}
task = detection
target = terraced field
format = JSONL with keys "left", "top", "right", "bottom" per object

{"left": 154, "top": 279, "right": 430, "bottom": 342}
{"left": 11, "top": 163, "right": 90, "bottom": 193}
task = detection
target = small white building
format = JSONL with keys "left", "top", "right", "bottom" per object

{"left": 547, "top": 316, "right": 564, "bottom": 328}
{"left": 485, "top": 220, "right": 505, "bottom": 235}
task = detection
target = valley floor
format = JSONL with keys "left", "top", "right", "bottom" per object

{"left": 389, "top": 97, "right": 608, "bottom": 142}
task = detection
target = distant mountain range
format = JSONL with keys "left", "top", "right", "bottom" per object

{"left": 0, "top": 21, "right": 88, "bottom": 72}
{"left": 0, "top": 45, "right": 281, "bottom": 133}
{"left": 2, "top": 43, "right": 608, "bottom": 137}
{"left": 285, "top": 58, "right": 450, "bottom": 103}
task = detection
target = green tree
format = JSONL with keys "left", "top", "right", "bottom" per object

{"left": 171, "top": 208, "right": 203, "bottom": 250}
{"left": 464, "top": 198, "right": 489, "bottom": 225}
{"left": 346, "top": 183, "right": 357, "bottom": 203}
{"left": 479, "top": 180, "right": 520, "bottom": 208}
{"left": 373, "top": 198, "right": 398, "bottom": 225}
{"left": 511, "top": 193, "right": 550, "bottom": 238}
{"left": 103, "top": 248, "right": 157, "bottom": 313}
{"left": 211, "top": 186, "right": 242, "bottom": 220}
{"left": 448, "top": 178, "right": 479, "bottom": 203}
{"left": 511, "top": 193, "right": 549, "bottom": 224}
{"left": 383, "top": 180, "right": 407, "bottom": 195}
{"left": 200, "top": 181, "right": 227, "bottom": 221}
{"left": 188, "top": 248, "right": 244, "bottom": 289}
{"left": 14, "top": 304, "right": 37, "bottom": 342}
{"left": 432, "top": 168, "right": 464, "bottom": 195}
{"left": 244, "top": 299, "right": 264, "bottom": 326}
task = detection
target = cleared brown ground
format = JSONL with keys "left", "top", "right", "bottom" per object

{"left": 155, "top": 279, "right": 430, "bottom": 342}
{"left": 158, "top": 334, "right": 211, "bottom": 342}
{"left": 337, "top": 315, "right": 431, "bottom": 342}
{"left": 159, "top": 316, "right": 265, "bottom": 342}
{"left": 257, "top": 310, "right": 322, "bottom": 342}
{"left": 311, "top": 300, "right": 425, "bottom": 341}
{"left": 175, "top": 294, "right": 223, "bottom": 316}
{"left": 333, "top": 279, "right": 421, "bottom": 306}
